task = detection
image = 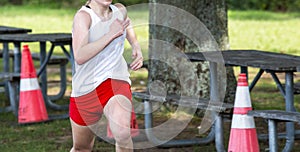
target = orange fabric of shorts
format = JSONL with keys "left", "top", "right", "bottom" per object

{"left": 69, "top": 78, "right": 132, "bottom": 126}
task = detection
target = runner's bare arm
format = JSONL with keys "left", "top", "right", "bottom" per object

{"left": 115, "top": 3, "right": 143, "bottom": 70}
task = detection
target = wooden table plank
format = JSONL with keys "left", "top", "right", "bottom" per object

{"left": 186, "top": 50, "right": 300, "bottom": 72}
{"left": 248, "top": 110, "right": 300, "bottom": 123}
{"left": 0, "top": 33, "right": 71, "bottom": 43}
{"left": 0, "top": 26, "right": 32, "bottom": 34}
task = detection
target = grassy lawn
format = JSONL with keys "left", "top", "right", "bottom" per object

{"left": 228, "top": 10, "right": 300, "bottom": 55}
{"left": 1, "top": 5, "right": 300, "bottom": 151}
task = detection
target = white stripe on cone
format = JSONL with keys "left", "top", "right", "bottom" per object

{"left": 20, "top": 78, "right": 40, "bottom": 91}
{"left": 231, "top": 114, "right": 256, "bottom": 129}
{"left": 234, "top": 86, "right": 252, "bottom": 108}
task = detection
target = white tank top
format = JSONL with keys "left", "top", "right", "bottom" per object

{"left": 71, "top": 5, "right": 131, "bottom": 97}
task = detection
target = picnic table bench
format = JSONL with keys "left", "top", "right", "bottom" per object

{"left": 132, "top": 92, "right": 233, "bottom": 149}
{"left": 248, "top": 110, "right": 300, "bottom": 152}
{"left": 0, "top": 71, "right": 69, "bottom": 120}
{"left": 0, "top": 50, "right": 69, "bottom": 66}
{"left": 0, "top": 52, "right": 69, "bottom": 100}
{"left": 0, "top": 51, "right": 69, "bottom": 115}
{"left": 133, "top": 92, "right": 233, "bottom": 112}
{"left": 131, "top": 56, "right": 232, "bottom": 151}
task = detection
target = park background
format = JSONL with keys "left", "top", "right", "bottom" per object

{"left": 0, "top": 0, "right": 300, "bottom": 151}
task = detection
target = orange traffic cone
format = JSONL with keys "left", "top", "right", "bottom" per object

{"left": 18, "top": 45, "right": 49, "bottom": 124}
{"left": 228, "top": 73, "right": 260, "bottom": 152}
{"left": 107, "top": 110, "right": 139, "bottom": 138}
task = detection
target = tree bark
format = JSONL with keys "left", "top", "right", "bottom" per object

{"left": 148, "top": 0, "right": 236, "bottom": 103}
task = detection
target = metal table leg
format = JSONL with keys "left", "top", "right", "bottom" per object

{"left": 38, "top": 43, "right": 69, "bottom": 101}
{"left": 39, "top": 42, "right": 68, "bottom": 111}
{"left": 268, "top": 119, "right": 278, "bottom": 152}
{"left": 2, "top": 42, "right": 10, "bottom": 98}
{"left": 48, "top": 62, "right": 67, "bottom": 101}
{"left": 13, "top": 42, "right": 21, "bottom": 73}
{"left": 39, "top": 42, "right": 47, "bottom": 102}
{"left": 270, "top": 72, "right": 285, "bottom": 97}
{"left": 240, "top": 66, "right": 248, "bottom": 77}
{"left": 249, "top": 69, "right": 264, "bottom": 92}
{"left": 282, "top": 72, "right": 295, "bottom": 152}
{"left": 7, "top": 79, "right": 19, "bottom": 116}
{"left": 210, "top": 62, "right": 225, "bottom": 152}
{"left": 60, "top": 45, "right": 71, "bottom": 61}
{"left": 215, "top": 115, "right": 225, "bottom": 152}
{"left": 3, "top": 42, "right": 10, "bottom": 72}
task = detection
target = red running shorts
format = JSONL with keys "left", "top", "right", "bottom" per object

{"left": 69, "top": 78, "right": 132, "bottom": 126}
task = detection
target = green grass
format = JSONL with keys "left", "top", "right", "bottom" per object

{"left": 1, "top": 6, "right": 300, "bottom": 151}
{"left": 0, "top": 113, "right": 72, "bottom": 152}
{"left": 0, "top": 5, "right": 75, "bottom": 33}
{"left": 228, "top": 10, "right": 300, "bottom": 55}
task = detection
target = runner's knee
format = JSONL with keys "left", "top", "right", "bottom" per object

{"left": 112, "top": 126, "right": 131, "bottom": 145}
{"left": 104, "top": 95, "right": 132, "bottom": 145}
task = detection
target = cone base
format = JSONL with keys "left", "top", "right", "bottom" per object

{"left": 18, "top": 90, "right": 49, "bottom": 124}
{"left": 228, "top": 128, "right": 259, "bottom": 152}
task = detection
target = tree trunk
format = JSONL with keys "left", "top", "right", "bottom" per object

{"left": 148, "top": 0, "right": 236, "bottom": 102}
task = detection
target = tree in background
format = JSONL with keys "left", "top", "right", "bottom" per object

{"left": 148, "top": 0, "right": 236, "bottom": 103}
{"left": 10, "top": 0, "right": 22, "bottom": 5}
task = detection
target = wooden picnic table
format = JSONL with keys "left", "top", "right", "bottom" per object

{"left": 0, "top": 26, "right": 32, "bottom": 114}
{"left": 185, "top": 50, "right": 300, "bottom": 151}
{"left": 187, "top": 50, "right": 300, "bottom": 71}
{"left": 133, "top": 50, "right": 300, "bottom": 151}
{"left": 0, "top": 26, "right": 32, "bottom": 74}
{"left": 0, "top": 25, "right": 32, "bottom": 34}
{"left": 0, "top": 33, "right": 72, "bottom": 117}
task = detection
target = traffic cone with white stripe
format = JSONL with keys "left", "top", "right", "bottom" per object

{"left": 228, "top": 73, "right": 259, "bottom": 152}
{"left": 18, "top": 45, "right": 48, "bottom": 124}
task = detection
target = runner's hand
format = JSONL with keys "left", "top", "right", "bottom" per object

{"left": 130, "top": 45, "right": 143, "bottom": 71}
{"left": 109, "top": 19, "right": 130, "bottom": 39}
